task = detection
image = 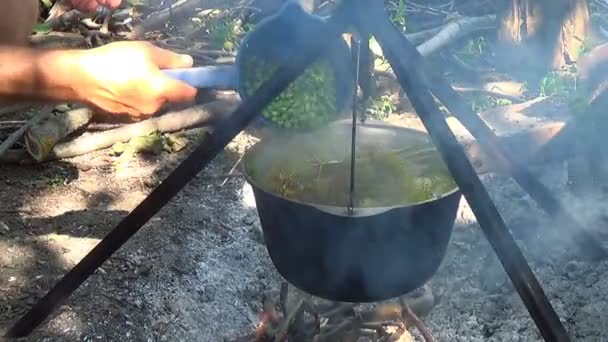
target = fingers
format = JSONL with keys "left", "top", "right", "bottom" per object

{"left": 67, "top": 0, "right": 98, "bottom": 13}
{"left": 67, "top": 0, "right": 122, "bottom": 12}
{"left": 145, "top": 43, "right": 194, "bottom": 70}
{"left": 159, "top": 77, "right": 198, "bottom": 104}
{"left": 100, "top": 0, "right": 123, "bottom": 10}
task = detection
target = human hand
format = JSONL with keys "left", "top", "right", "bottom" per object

{"left": 65, "top": 0, "right": 122, "bottom": 13}
{"left": 72, "top": 41, "right": 197, "bottom": 118}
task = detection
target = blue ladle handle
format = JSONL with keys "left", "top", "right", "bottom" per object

{"left": 162, "top": 65, "right": 239, "bottom": 90}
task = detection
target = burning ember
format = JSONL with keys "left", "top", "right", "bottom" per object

{"left": 227, "top": 282, "right": 435, "bottom": 342}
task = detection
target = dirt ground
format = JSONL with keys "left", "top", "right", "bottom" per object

{"left": 2, "top": 97, "right": 608, "bottom": 342}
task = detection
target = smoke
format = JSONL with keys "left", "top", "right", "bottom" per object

{"left": 237, "top": 0, "right": 608, "bottom": 311}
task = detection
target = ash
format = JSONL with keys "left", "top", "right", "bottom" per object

{"left": 2, "top": 130, "right": 608, "bottom": 342}
{"left": 426, "top": 161, "right": 608, "bottom": 342}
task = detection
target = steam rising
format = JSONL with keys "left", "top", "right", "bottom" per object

{"left": 240, "top": 119, "right": 461, "bottom": 302}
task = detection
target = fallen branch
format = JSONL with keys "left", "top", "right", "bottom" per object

{"left": 405, "top": 26, "right": 444, "bottom": 46}
{"left": 24, "top": 107, "right": 94, "bottom": 162}
{"left": 43, "top": 97, "right": 237, "bottom": 162}
{"left": 29, "top": 32, "right": 87, "bottom": 49}
{"left": 416, "top": 15, "right": 496, "bottom": 56}
{"left": 0, "top": 98, "right": 237, "bottom": 164}
{"left": 0, "top": 106, "right": 54, "bottom": 158}
{"left": 452, "top": 86, "right": 523, "bottom": 103}
{"left": 369, "top": 15, "right": 497, "bottom": 58}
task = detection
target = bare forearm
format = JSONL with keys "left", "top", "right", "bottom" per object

{"left": 0, "top": 46, "right": 84, "bottom": 104}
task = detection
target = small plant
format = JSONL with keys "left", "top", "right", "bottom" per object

{"left": 470, "top": 95, "right": 512, "bottom": 112}
{"left": 208, "top": 19, "right": 240, "bottom": 51}
{"left": 539, "top": 71, "right": 570, "bottom": 97}
{"left": 39, "top": 0, "right": 53, "bottom": 9}
{"left": 47, "top": 175, "right": 65, "bottom": 187}
{"left": 368, "top": 94, "right": 397, "bottom": 119}
{"left": 577, "top": 35, "right": 601, "bottom": 57}
{"left": 456, "top": 36, "right": 488, "bottom": 64}
{"left": 538, "top": 70, "right": 590, "bottom": 113}
{"left": 388, "top": 0, "right": 407, "bottom": 29}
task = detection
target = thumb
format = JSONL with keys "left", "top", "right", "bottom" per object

{"left": 148, "top": 44, "right": 194, "bottom": 69}
{"left": 158, "top": 76, "right": 198, "bottom": 103}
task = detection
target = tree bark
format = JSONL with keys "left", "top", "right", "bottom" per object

{"left": 496, "top": 0, "right": 589, "bottom": 79}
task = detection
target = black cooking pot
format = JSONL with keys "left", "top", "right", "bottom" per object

{"left": 242, "top": 120, "right": 462, "bottom": 302}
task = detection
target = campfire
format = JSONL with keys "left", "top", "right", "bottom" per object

{"left": 228, "top": 282, "right": 435, "bottom": 342}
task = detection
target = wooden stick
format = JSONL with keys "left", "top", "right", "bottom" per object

{"left": 29, "top": 32, "right": 87, "bottom": 49}
{"left": 371, "top": 15, "right": 496, "bottom": 58}
{"left": 0, "top": 98, "right": 238, "bottom": 164}
{"left": 0, "top": 106, "right": 54, "bottom": 158}
{"left": 399, "top": 299, "right": 434, "bottom": 342}
{"left": 24, "top": 107, "right": 94, "bottom": 162}
{"left": 49, "top": 99, "right": 238, "bottom": 160}
{"left": 275, "top": 299, "right": 305, "bottom": 341}
{"left": 279, "top": 282, "right": 289, "bottom": 316}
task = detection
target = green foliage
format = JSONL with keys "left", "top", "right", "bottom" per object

{"left": 39, "top": 0, "right": 54, "bottom": 9}
{"left": 388, "top": 0, "right": 407, "bottom": 29}
{"left": 46, "top": 175, "right": 66, "bottom": 187}
{"left": 470, "top": 95, "right": 512, "bottom": 112}
{"left": 455, "top": 36, "right": 488, "bottom": 64}
{"left": 368, "top": 95, "right": 396, "bottom": 119}
{"left": 538, "top": 69, "right": 590, "bottom": 113}
{"left": 32, "top": 23, "right": 52, "bottom": 34}
{"left": 208, "top": 19, "right": 241, "bottom": 51}
{"left": 539, "top": 71, "right": 570, "bottom": 97}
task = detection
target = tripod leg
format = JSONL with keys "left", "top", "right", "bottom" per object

{"left": 351, "top": 1, "right": 572, "bottom": 341}
{"left": 4, "top": 4, "right": 355, "bottom": 337}
{"left": 353, "top": 1, "right": 607, "bottom": 262}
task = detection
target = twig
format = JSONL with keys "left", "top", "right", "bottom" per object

{"left": 275, "top": 298, "right": 305, "bottom": 341}
{"left": 86, "top": 122, "right": 128, "bottom": 131}
{"left": 0, "top": 121, "right": 26, "bottom": 125}
{"left": 319, "top": 303, "right": 356, "bottom": 320}
{"left": 314, "top": 319, "right": 356, "bottom": 342}
{"left": 220, "top": 154, "right": 245, "bottom": 186}
{"left": 399, "top": 299, "right": 434, "bottom": 342}
{"left": 127, "top": 0, "right": 215, "bottom": 40}
{"left": 0, "top": 106, "right": 54, "bottom": 158}
{"left": 279, "top": 282, "right": 289, "bottom": 316}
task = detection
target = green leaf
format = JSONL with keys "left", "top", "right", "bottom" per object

{"left": 32, "top": 23, "right": 53, "bottom": 34}
{"left": 40, "top": 0, "right": 53, "bottom": 8}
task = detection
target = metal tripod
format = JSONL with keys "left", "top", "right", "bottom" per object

{"left": 6, "top": 1, "right": 604, "bottom": 340}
